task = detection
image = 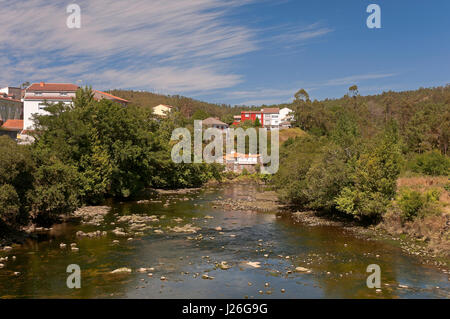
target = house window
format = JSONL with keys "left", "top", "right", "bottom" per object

{"left": 38, "top": 103, "right": 47, "bottom": 110}
{"left": 60, "top": 92, "right": 67, "bottom": 96}
{"left": 35, "top": 92, "right": 42, "bottom": 96}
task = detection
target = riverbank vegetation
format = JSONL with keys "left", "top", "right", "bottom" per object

{"left": 273, "top": 85, "right": 449, "bottom": 254}
{"left": 0, "top": 87, "right": 222, "bottom": 234}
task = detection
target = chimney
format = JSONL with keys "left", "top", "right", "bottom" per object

{"left": 40, "top": 82, "right": 45, "bottom": 87}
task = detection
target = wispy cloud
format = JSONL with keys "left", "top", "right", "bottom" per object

{"left": 0, "top": 0, "right": 256, "bottom": 92}
{"left": 322, "top": 73, "right": 397, "bottom": 87}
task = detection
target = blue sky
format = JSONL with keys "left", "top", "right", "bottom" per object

{"left": 1, "top": 0, "right": 449, "bottom": 106}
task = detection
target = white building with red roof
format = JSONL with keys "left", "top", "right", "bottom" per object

{"left": 23, "top": 82, "right": 129, "bottom": 130}
{"left": 23, "top": 82, "right": 79, "bottom": 129}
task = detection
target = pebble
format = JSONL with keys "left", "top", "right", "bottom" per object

{"left": 111, "top": 268, "right": 132, "bottom": 274}
{"left": 295, "top": 267, "right": 312, "bottom": 273}
{"left": 59, "top": 243, "right": 67, "bottom": 249}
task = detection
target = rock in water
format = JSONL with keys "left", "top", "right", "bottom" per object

{"left": 111, "top": 268, "right": 132, "bottom": 274}
{"left": 295, "top": 266, "right": 312, "bottom": 273}
{"left": 247, "top": 261, "right": 261, "bottom": 268}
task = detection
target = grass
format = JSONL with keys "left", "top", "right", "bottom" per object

{"left": 278, "top": 127, "right": 307, "bottom": 144}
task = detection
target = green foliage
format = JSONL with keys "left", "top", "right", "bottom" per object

{"left": 0, "top": 184, "right": 20, "bottom": 226}
{"left": 192, "top": 109, "right": 210, "bottom": 120}
{"left": 275, "top": 121, "right": 402, "bottom": 222}
{"left": 335, "top": 123, "right": 402, "bottom": 220}
{"left": 28, "top": 159, "right": 81, "bottom": 219}
{"left": 0, "top": 136, "right": 34, "bottom": 227}
{"left": 15, "top": 87, "right": 222, "bottom": 225}
{"left": 397, "top": 188, "right": 441, "bottom": 221}
{"left": 397, "top": 189, "right": 424, "bottom": 221}
{"left": 411, "top": 150, "right": 450, "bottom": 176}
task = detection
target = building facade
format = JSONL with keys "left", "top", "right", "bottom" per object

{"left": 23, "top": 82, "right": 79, "bottom": 129}
{"left": 241, "top": 111, "right": 263, "bottom": 125}
{"left": 0, "top": 87, "right": 23, "bottom": 100}
{"left": 0, "top": 96, "right": 22, "bottom": 124}
{"left": 261, "top": 108, "right": 280, "bottom": 129}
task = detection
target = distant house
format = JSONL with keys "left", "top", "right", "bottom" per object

{"left": 261, "top": 108, "right": 280, "bottom": 129}
{"left": 23, "top": 82, "right": 79, "bottom": 129}
{"left": 23, "top": 82, "right": 129, "bottom": 130}
{"left": 232, "top": 115, "right": 241, "bottom": 126}
{"left": 0, "top": 119, "right": 23, "bottom": 139}
{"left": 240, "top": 108, "right": 280, "bottom": 129}
{"left": 279, "top": 107, "right": 294, "bottom": 122}
{"left": 223, "top": 151, "right": 260, "bottom": 173}
{"left": 93, "top": 90, "right": 129, "bottom": 106}
{"left": 202, "top": 117, "right": 229, "bottom": 131}
{"left": 240, "top": 111, "right": 263, "bottom": 125}
{"left": 280, "top": 121, "right": 292, "bottom": 129}
{"left": 0, "top": 95, "right": 22, "bottom": 125}
{"left": 0, "top": 87, "right": 23, "bottom": 100}
{"left": 153, "top": 104, "right": 173, "bottom": 117}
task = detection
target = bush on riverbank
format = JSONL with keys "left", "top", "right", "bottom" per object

{"left": 0, "top": 136, "right": 34, "bottom": 228}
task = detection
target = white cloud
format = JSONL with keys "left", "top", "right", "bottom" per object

{"left": 0, "top": 0, "right": 256, "bottom": 92}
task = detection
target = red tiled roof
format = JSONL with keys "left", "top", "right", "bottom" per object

{"left": 0, "top": 96, "right": 22, "bottom": 103}
{"left": 94, "top": 90, "right": 129, "bottom": 103}
{"left": 2, "top": 119, "right": 23, "bottom": 131}
{"left": 24, "top": 96, "right": 73, "bottom": 101}
{"left": 27, "top": 82, "right": 79, "bottom": 92}
{"left": 241, "top": 111, "right": 262, "bottom": 114}
{"left": 262, "top": 108, "right": 279, "bottom": 113}
{"left": 202, "top": 117, "right": 228, "bottom": 126}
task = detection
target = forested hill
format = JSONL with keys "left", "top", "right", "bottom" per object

{"left": 108, "top": 89, "right": 260, "bottom": 124}
{"left": 289, "top": 85, "right": 450, "bottom": 155}
{"left": 109, "top": 85, "right": 449, "bottom": 154}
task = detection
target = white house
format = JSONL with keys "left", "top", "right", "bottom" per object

{"left": 261, "top": 108, "right": 280, "bottom": 129}
{"left": 23, "top": 83, "right": 129, "bottom": 130}
{"left": 0, "top": 86, "right": 22, "bottom": 100}
{"left": 153, "top": 104, "right": 173, "bottom": 117}
{"left": 279, "top": 107, "right": 294, "bottom": 122}
{"left": 23, "top": 82, "right": 78, "bottom": 129}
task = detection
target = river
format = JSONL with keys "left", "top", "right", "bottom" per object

{"left": 0, "top": 184, "right": 449, "bottom": 298}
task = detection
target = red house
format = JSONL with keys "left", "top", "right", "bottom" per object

{"left": 240, "top": 111, "right": 264, "bottom": 126}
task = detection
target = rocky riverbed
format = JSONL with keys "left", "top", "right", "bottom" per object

{"left": 0, "top": 183, "right": 449, "bottom": 298}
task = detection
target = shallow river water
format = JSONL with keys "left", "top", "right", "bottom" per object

{"left": 0, "top": 184, "right": 449, "bottom": 298}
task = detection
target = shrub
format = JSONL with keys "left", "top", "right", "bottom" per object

{"left": 397, "top": 188, "right": 441, "bottom": 221}
{"left": 0, "top": 136, "right": 34, "bottom": 228}
{"left": 397, "top": 189, "right": 424, "bottom": 221}
{"left": 412, "top": 150, "right": 450, "bottom": 176}
{"left": 29, "top": 160, "right": 81, "bottom": 220}
{"left": 0, "top": 184, "right": 20, "bottom": 226}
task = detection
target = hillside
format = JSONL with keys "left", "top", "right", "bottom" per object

{"left": 108, "top": 89, "right": 259, "bottom": 123}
